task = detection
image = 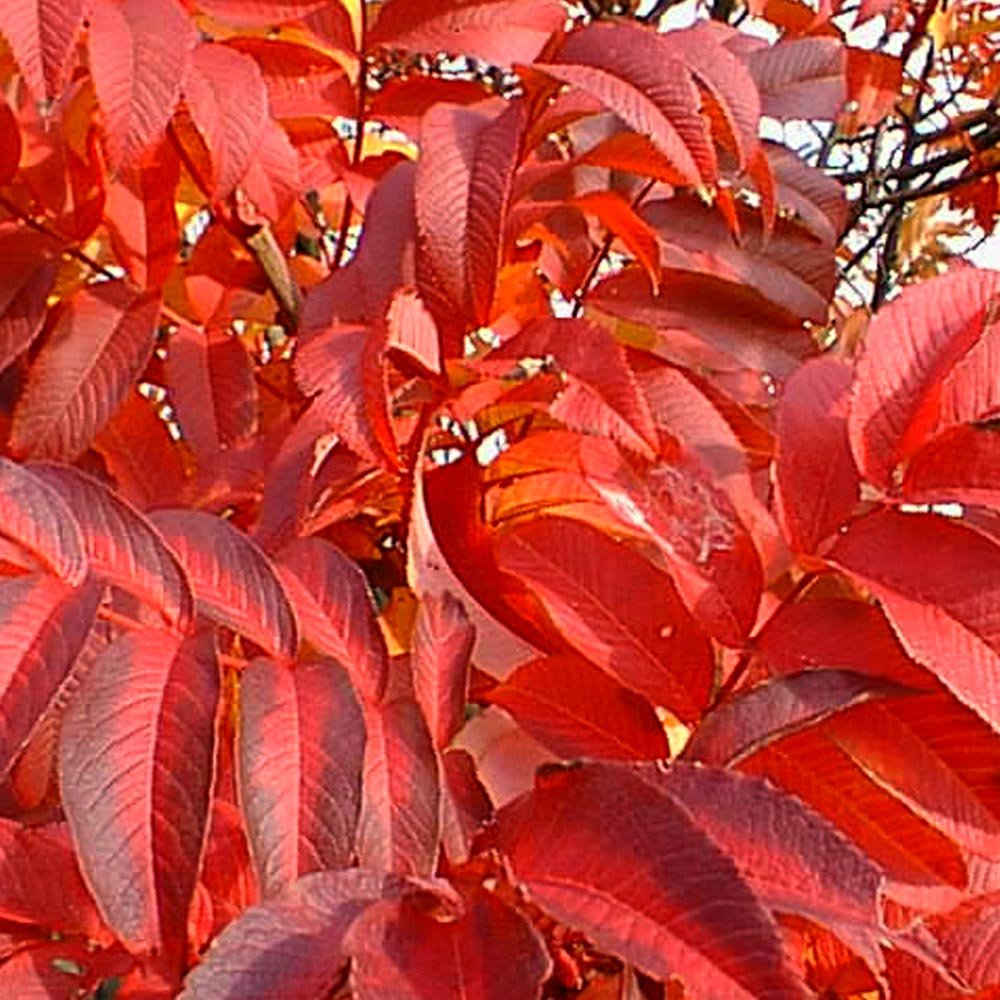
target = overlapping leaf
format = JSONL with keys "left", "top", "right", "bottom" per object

{"left": 498, "top": 763, "right": 806, "bottom": 999}
{"left": 347, "top": 886, "right": 551, "bottom": 1000}
{"left": 0, "top": 574, "right": 100, "bottom": 777}
{"left": 87, "top": 0, "right": 196, "bottom": 167}
{"left": 849, "top": 268, "right": 1000, "bottom": 490}
{"left": 0, "top": 0, "right": 85, "bottom": 100}
{"left": 30, "top": 463, "right": 195, "bottom": 633}
{"left": 0, "top": 226, "right": 57, "bottom": 375}
{"left": 0, "top": 458, "right": 87, "bottom": 584}
{"left": 60, "top": 628, "right": 218, "bottom": 955}
{"left": 276, "top": 536, "right": 388, "bottom": 704}
{"left": 238, "top": 657, "right": 365, "bottom": 897}
{"left": 775, "top": 357, "right": 860, "bottom": 553}
{"left": 370, "top": 0, "right": 564, "bottom": 67}
{"left": 497, "top": 516, "right": 714, "bottom": 719}
{"left": 151, "top": 509, "right": 298, "bottom": 661}
{"left": 357, "top": 697, "right": 441, "bottom": 878}
{"left": 486, "top": 653, "right": 670, "bottom": 760}
{"left": 9, "top": 281, "right": 162, "bottom": 461}
{"left": 829, "top": 510, "right": 1000, "bottom": 733}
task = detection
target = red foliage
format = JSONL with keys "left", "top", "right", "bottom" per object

{"left": 1, "top": 1, "right": 999, "bottom": 997}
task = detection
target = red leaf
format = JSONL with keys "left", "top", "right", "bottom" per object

{"left": 183, "top": 43, "right": 269, "bottom": 200}
{"left": 235, "top": 117, "right": 300, "bottom": 224}
{"left": 9, "top": 282, "right": 162, "bottom": 461}
{"left": 60, "top": 628, "right": 218, "bottom": 955}
{"left": 541, "top": 21, "right": 715, "bottom": 187}
{"left": 0, "top": 0, "right": 85, "bottom": 100}
{"left": 28, "top": 463, "right": 195, "bottom": 634}
{"left": 742, "top": 36, "right": 845, "bottom": 121}
{"left": 150, "top": 509, "right": 298, "bottom": 661}
{"left": 643, "top": 194, "right": 835, "bottom": 323}
{"left": 357, "top": 698, "right": 440, "bottom": 878}
{"left": 347, "top": 885, "right": 551, "bottom": 1000}
{"left": 164, "top": 324, "right": 258, "bottom": 461}
{"left": 0, "top": 938, "right": 129, "bottom": 999}
{"left": 370, "top": 0, "right": 564, "bottom": 66}
{"left": 178, "top": 869, "right": 408, "bottom": 1000}
{"left": 497, "top": 517, "right": 714, "bottom": 720}
{"left": 848, "top": 268, "right": 1000, "bottom": 490}
{"left": 581, "top": 441, "right": 762, "bottom": 645}
{"left": 649, "top": 763, "right": 885, "bottom": 968}
{"left": 238, "top": 657, "right": 365, "bottom": 897}
{"left": 276, "top": 537, "right": 388, "bottom": 704}
{"left": 755, "top": 597, "right": 935, "bottom": 688}
{"left": 590, "top": 267, "right": 815, "bottom": 376}
{"left": 829, "top": 510, "right": 1000, "bottom": 733}
{"left": 775, "top": 357, "right": 860, "bottom": 553}
{"left": 929, "top": 891, "right": 1000, "bottom": 990}
{"left": 104, "top": 143, "right": 181, "bottom": 290}
{"left": 0, "top": 575, "right": 100, "bottom": 777}
{"left": 192, "top": 0, "right": 333, "bottom": 25}
{"left": 738, "top": 725, "right": 968, "bottom": 890}
{"left": 766, "top": 140, "right": 846, "bottom": 246}
{"left": 0, "top": 819, "right": 108, "bottom": 940}
{"left": 0, "top": 226, "right": 57, "bottom": 375}
{"left": 684, "top": 669, "right": 912, "bottom": 767}
{"left": 901, "top": 424, "right": 1000, "bottom": 508}
{"left": 0, "top": 458, "right": 87, "bottom": 584}
{"left": 486, "top": 653, "right": 670, "bottom": 760}
{"left": 412, "top": 592, "right": 474, "bottom": 750}
{"left": 415, "top": 98, "right": 525, "bottom": 333}
{"left": 385, "top": 287, "right": 442, "bottom": 377}
{"left": 294, "top": 322, "right": 397, "bottom": 470}
{"left": 492, "top": 317, "right": 659, "bottom": 457}
{"left": 845, "top": 49, "right": 902, "bottom": 131}
{"left": 439, "top": 747, "right": 493, "bottom": 863}
{"left": 498, "top": 762, "right": 806, "bottom": 999}
{"left": 88, "top": 0, "right": 196, "bottom": 168}
{"left": 0, "top": 97, "right": 20, "bottom": 185}
{"left": 824, "top": 691, "right": 1000, "bottom": 861}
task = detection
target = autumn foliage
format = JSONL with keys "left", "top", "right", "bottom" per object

{"left": 1, "top": 0, "right": 1000, "bottom": 997}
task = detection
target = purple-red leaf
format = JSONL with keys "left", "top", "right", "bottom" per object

{"left": 29, "top": 462, "right": 195, "bottom": 633}
{"left": 357, "top": 698, "right": 441, "bottom": 878}
{"left": 9, "top": 282, "right": 162, "bottom": 461}
{"left": 412, "top": 592, "right": 474, "bottom": 750}
{"left": 486, "top": 653, "right": 669, "bottom": 760}
{"left": 151, "top": 509, "right": 298, "bottom": 661}
{"left": 277, "top": 537, "right": 388, "bottom": 704}
{"left": 88, "top": 0, "right": 196, "bottom": 167}
{"left": 648, "top": 763, "right": 885, "bottom": 967}
{"left": 178, "top": 869, "right": 408, "bottom": 1000}
{"left": 0, "top": 225, "right": 57, "bottom": 375}
{"left": 775, "top": 357, "right": 860, "bottom": 553}
{"left": 498, "top": 762, "right": 806, "bottom": 999}
{"left": 0, "top": 457, "right": 87, "bottom": 584}
{"left": 542, "top": 21, "right": 716, "bottom": 186}
{"left": 684, "top": 669, "right": 911, "bottom": 767}
{"left": 347, "top": 885, "right": 551, "bottom": 1000}
{"left": 0, "top": 575, "right": 100, "bottom": 777}
{"left": 238, "top": 657, "right": 365, "bottom": 897}
{"left": 849, "top": 268, "right": 1000, "bottom": 490}
{"left": 742, "top": 37, "right": 846, "bottom": 122}
{"left": 60, "top": 628, "right": 218, "bottom": 954}
{"left": 416, "top": 98, "right": 525, "bottom": 333}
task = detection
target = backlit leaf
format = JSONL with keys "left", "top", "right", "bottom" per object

{"left": 486, "top": 653, "right": 670, "bottom": 760}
